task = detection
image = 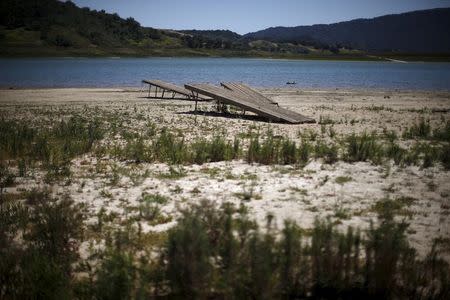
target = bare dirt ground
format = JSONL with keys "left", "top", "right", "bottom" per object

{"left": 1, "top": 87, "right": 449, "bottom": 259}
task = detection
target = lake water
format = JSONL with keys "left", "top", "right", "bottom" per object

{"left": 1, "top": 57, "right": 450, "bottom": 90}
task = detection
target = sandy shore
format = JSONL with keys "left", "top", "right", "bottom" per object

{"left": 1, "top": 87, "right": 449, "bottom": 259}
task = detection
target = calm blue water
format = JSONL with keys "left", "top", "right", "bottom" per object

{"left": 1, "top": 57, "right": 450, "bottom": 90}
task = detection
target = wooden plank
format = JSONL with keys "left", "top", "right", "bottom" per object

{"left": 185, "top": 83, "right": 314, "bottom": 124}
{"left": 220, "top": 82, "right": 314, "bottom": 123}
{"left": 142, "top": 79, "right": 210, "bottom": 101}
{"left": 221, "top": 82, "right": 278, "bottom": 105}
{"left": 142, "top": 79, "right": 191, "bottom": 97}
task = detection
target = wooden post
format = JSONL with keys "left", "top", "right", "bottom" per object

{"left": 147, "top": 84, "right": 151, "bottom": 97}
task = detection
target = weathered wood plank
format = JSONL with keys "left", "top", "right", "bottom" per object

{"left": 220, "top": 82, "right": 314, "bottom": 123}
{"left": 142, "top": 79, "right": 210, "bottom": 101}
{"left": 185, "top": 83, "right": 314, "bottom": 124}
{"left": 221, "top": 82, "right": 278, "bottom": 105}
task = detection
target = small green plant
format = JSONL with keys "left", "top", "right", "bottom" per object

{"left": 157, "top": 166, "right": 186, "bottom": 179}
{"left": 386, "top": 142, "right": 406, "bottom": 165}
{"left": 335, "top": 176, "right": 352, "bottom": 185}
{"left": 138, "top": 193, "right": 169, "bottom": 223}
{"left": 440, "top": 143, "right": 450, "bottom": 169}
{"left": 235, "top": 182, "right": 260, "bottom": 201}
{"left": 141, "top": 193, "right": 169, "bottom": 205}
{"left": 280, "top": 139, "right": 297, "bottom": 165}
{"left": 246, "top": 132, "right": 278, "bottom": 165}
{"left": 298, "top": 141, "right": 312, "bottom": 165}
{"left": 0, "top": 164, "right": 15, "bottom": 199}
{"left": 403, "top": 118, "right": 431, "bottom": 139}
{"left": 345, "top": 132, "right": 383, "bottom": 163}
{"left": 318, "top": 115, "right": 335, "bottom": 125}
{"left": 0, "top": 117, "right": 104, "bottom": 183}
{"left": 0, "top": 190, "right": 85, "bottom": 299}
{"left": 94, "top": 248, "right": 136, "bottom": 300}
{"left": 165, "top": 204, "right": 212, "bottom": 298}
{"left": 315, "top": 141, "right": 338, "bottom": 164}
{"left": 432, "top": 121, "right": 450, "bottom": 142}
{"left": 334, "top": 206, "right": 350, "bottom": 219}
{"left": 383, "top": 128, "right": 398, "bottom": 142}
{"left": 371, "top": 197, "right": 415, "bottom": 218}
{"left": 123, "top": 137, "right": 149, "bottom": 163}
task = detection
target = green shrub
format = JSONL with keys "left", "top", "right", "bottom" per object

{"left": 25, "top": 194, "right": 85, "bottom": 270}
{"left": 157, "top": 201, "right": 449, "bottom": 299}
{"left": 440, "top": 143, "right": 450, "bottom": 170}
{"left": 364, "top": 217, "right": 410, "bottom": 298}
{"left": 280, "top": 139, "right": 296, "bottom": 164}
{"left": 0, "top": 190, "right": 85, "bottom": 299}
{"left": 279, "top": 221, "right": 305, "bottom": 297}
{"left": 433, "top": 121, "right": 450, "bottom": 142}
{"left": 138, "top": 193, "right": 169, "bottom": 222}
{"left": 386, "top": 142, "right": 406, "bottom": 165}
{"left": 403, "top": 118, "right": 431, "bottom": 139}
{"left": 0, "top": 117, "right": 104, "bottom": 181}
{"left": 19, "top": 252, "right": 71, "bottom": 300}
{"left": 345, "top": 132, "right": 383, "bottom": 164}
{"left": 95, "top": 249, "right": 136, "bottom": 300}
{"left": 2, "top": 196, "right": 449, "bottom": 299}
{"left": 420, "top": 143, "right": 440, "bottom": 168}
{"left": 383, "top": 128, "right": 398, "bottom": 142}
{"left": 208, "top": 135, "right": 230, "bottom": 162}
{"left": 247, "top": 225, "right": 278, "bottom": 299}
{"left": 0, "top": 163, "right": 15, "bottom": 198}
{"left": 190, "top": 135, "right": 240, "bottom": 164}
{"left": 156, "top": 165, "right": 186, "bottom": 179}
{"left": 247, "top": 135, "right": 261, "bottom": 163}
{"left": 165, "top": 206, "right": 212, "bottom": 298}
{"left": 315, "top": 141, "right": 339, "bottom": 164}
{"left": 190, "top": 139, "right": 209, "bottom": 164}
{"left": 153, "top": 128, "right": 187, "bottom": 164}
{"left": 123, "top": 137, "right": 149, "bottom": 163}
{"left": 259, "top": 133, "right": 280, "bottom": 165}
{"left": 141, "top": 193, "right": 169, "bottom": 205}
{"left": 335, "top": 176, "right": 352, "bottom": 185}
{"left": 298, "top": 141, "right": 312, "bottom": 165}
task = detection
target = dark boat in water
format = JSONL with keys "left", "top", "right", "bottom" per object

{"left": 286, "top": 81, "right": 296, "bottom": 85}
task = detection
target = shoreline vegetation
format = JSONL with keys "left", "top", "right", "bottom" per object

{"left": 2, "top": 47, "right": 450, "bottom": 62}
{"left": 1, "top": 87, "right": 449, "bottom": 298}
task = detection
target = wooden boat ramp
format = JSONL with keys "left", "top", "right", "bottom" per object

{"left": 185, "top": 83, "right": 314, "bottom": 124}
{"left": 142, "top": 79, "right": 314, "bottom": 124}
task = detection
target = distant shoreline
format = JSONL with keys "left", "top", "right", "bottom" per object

{"left": 0, "top": 53, "right": 380, "bottom": 62}
{"left": 1, "top": 52, "right": 450, "bottom": 62}
{"left": 1, "top": 87, "right": 449, "bottom": 94}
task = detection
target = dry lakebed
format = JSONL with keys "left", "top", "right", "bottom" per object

{"left": 1, "top": 87, "right": 449, "bottom": 261}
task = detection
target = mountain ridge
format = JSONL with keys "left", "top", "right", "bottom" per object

{"left": 243, "top": 8, "right": 450, "bottom": 53}
{"left": 1, "top": 1, "right": 449, "bottom": 59}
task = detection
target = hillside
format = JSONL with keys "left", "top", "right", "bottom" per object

{"left": 1, "top": 0, "right": 448, "bottom": 60}
{"left": 180, "top": 30, "right": 241, "bottom": 42}
{"left": 244, "top": 8, "right": 450, "bottom": 53}
{"left": 0, "top": 0, "right": 187, "bottom": 56}
{"left": 0, "top": 0, "right": 368, "bottom": 59}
